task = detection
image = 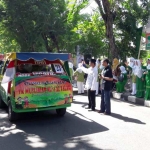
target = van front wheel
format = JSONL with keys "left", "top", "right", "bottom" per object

{"left": 56, "top": 108, "right": 66, "bottom": 117}
{"left": 8, "top": 101, "right": 18, "bottom": 121}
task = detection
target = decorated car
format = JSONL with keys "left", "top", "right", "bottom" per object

{"left": 0, "top": 52, "right": 73, "bottom": 121}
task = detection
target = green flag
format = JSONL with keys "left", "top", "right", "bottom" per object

{"left": 146, "top": 33, "right": 150, "bottom": 50}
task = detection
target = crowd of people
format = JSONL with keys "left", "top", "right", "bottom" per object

{"left": 68, "top": 57, "right": 150, "bottom": 114}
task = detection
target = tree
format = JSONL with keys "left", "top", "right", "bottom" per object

{"left": 0, "top": 23, "right": 20, "bottom": 53}
{"left": 74, "top": 12, "right": 108, "bottom": 57}
{"left": 59, "top": 0, "right": 89, "bottom": 53}
{"left": 0, "top": 0, "right": 70, "bottom": 52}
{"left": 115, "top": 0, "right": 150, "bottom": 59}
{"left": 95, "top": 0, "right": 150, "bottom": 60}
{"left": 95, "top": 0, "right": 120, "bottom": 59}
{"left": 0, "top": 0, "right": 89, "bottom": 53}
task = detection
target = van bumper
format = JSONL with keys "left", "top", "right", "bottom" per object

{"left": 13, "top": 104, "right": 71, "bottom": 113}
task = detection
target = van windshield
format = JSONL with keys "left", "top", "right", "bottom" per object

{"left": 16, "top": 63, "right": 65, "bottom": 76}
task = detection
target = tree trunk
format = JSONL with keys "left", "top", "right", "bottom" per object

{"left": 49, "top": 32, "right": 60, "bottom": 53}
{"left": 105, "top": 12, "right": 118, "bottom": 60}
{"left": 42, "top": 33, "right": 52, "bottom": 52}
{"left": 30, "top": 43, "right": 35, "bottom": 52}
{"left": 95, "top": 0, "right": 118, "bottom": 60}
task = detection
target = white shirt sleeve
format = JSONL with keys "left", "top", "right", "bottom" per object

{"left": 91, "top": 69, "right": 98, "bottom": 90}
{"left": 80, "top": 67, "right": 89, "bottom": 74}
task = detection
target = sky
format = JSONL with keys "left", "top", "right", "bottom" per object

{"left": 80, "top": 0, "right": 97, "bottom": 14}
{"left": 80, "top": 0, "right": 143, "bottom": 15}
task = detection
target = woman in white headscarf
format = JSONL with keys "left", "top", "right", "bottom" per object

{"left": 125, "top": 58, "right": 137, "bottom": 95}
{"left": 74, "top": 63, "right": 85, "bottom": 94}
{"left": 116, "top": 66, "right": 127, "bottom": 93}
{"left": 135, "top": 60, "right": 145, "bottom": 98}
{"left": 68, "top": 62, "right": 74, "bottom": 82}
{"left": 130, "top": 59, "right": 138, "bottom": 95}
{"left": 145, "top": 59, "right": 150, "bottom": 102}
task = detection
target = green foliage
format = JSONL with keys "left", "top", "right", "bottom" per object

{"left": 74, "top": 12, "right": 107, "bottom": 57}
{"left": 0, "top": 0, "right": 90, "bottom": 53}
{"left": 0, "top": 0, "right": 70, "bottom": 52}
{"left": 57, "top": 0, "right": 89, "bottom": 53}
{"left": 0, "top": 0, "right": 149, "bottom": 62}
{"left": 95, "top": 0, "right": 150, "bottom": 60}
{"left": 0, "top": 23, "right": 20, "bottom": 53}
{"left": 114, "top": 0, "right": 150, "bottom": 59}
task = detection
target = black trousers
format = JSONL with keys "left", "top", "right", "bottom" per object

{"left": 88, "top": 89, "right": 96, "bottom": 110}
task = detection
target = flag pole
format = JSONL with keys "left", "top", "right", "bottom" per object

{"left": 138, "top": 37, "right": 142, "bottom": 59}
{"left": 137, "top": 27, "right": 143, "bottom": 59}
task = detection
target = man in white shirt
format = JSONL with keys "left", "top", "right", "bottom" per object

{"left": 78, "top": 59, "right": 98, "bottom": 111}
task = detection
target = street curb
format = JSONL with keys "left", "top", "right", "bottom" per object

{"left": 145, "top": 101, "right": 150, "bottom": 107}
{"left": 73, "top": 89, "right": 150, "bottom": 108}
{"left": 112, "top": 91, "right": 149, "bottom": 107}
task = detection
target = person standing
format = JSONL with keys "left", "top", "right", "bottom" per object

{"left": 77, "top": 59, "right": 98, "bottom": 111}
{"left": 130, "top": 60, "right": 137, "bottom": 95}
{"left": 99, "top": 59, "right": 113, "bottom": 115}
{"left": 112, "top": 58, "right": 120, "bottom": 89}
{"left": 124, "top": 59, "right": 132, "bottom": 92}
{"left": 74, "top": 64, "right": 85, "bottom": 94}
{"left": 144, "top": 59, "right": 150, "bottom": 102}
{"left": 96, "top": 59, "right": 101, "bottom": 95}
{"left": 112, "top": 58, "right": 120, "bottom": 72}
{"left": 68, "top": 61, "right": 74, "bottom": 82}
{"left": 125, "top": 58, "right": 137, "bottom": 95}
{"left": 81, "top": 60, "right": 89, "bottom": 87}
{"left": 135, "top": 60, "right": 145, "bottom": 98}
{"left": 116, "top": 66, "right": 127, "bottom": 93}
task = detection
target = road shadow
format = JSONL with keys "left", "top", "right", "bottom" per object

{"left": 111, "top": 98, "right": 143, "bottom": 107}
{"left": 111, "top": 98, "right": 123, "bottom": 103}
{"left": 73, "top": 101, "right": 88, "bottom": 108}
{"left": 74, "top": 94, "right": 101, "bottom": 98}
{"left": 110, "top": 113, "right": 146, "bottom": 125}
{"left": 0, "top": 108, "right": 108, "bottom": 150}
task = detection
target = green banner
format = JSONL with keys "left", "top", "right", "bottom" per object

{"left": 15, "top": 76, "right": 73, "bottom": 110}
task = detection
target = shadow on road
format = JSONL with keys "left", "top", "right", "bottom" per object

{"left": 73, "top": 101, "right": 88, "bottom": 108}
{"left": 0, "top": 108, "right": 108, "bottom": 150}
{"left": 110, "top": 113, "right": 146, "bottom": 125}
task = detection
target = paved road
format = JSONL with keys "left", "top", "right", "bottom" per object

{"left": 0, "top": 95, "right": 150, "bottom": 150}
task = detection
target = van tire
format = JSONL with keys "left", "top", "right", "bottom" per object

{"left": 8, "top": 100, "right": 18, "bottom": 121}
{"left": 56, "top": 108, "right": 66, "bottom": 117}
{"left": 0, "top": 95, "right": 5, "bottom": 108}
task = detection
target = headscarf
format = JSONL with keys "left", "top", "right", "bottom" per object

{"left": 134, "top": 60, "right": 142, "bottom": 78}
{"left": 147, "top": 58, "right": 150, "bottom": 70}
{"left": 100, "top": 64, "right": 104, "bottom": 70}
{"left": 76, "top": 68, "right": 83, "bottom": 73}
{"left": 78, "top": 63, "right": 83, "bottom": 68}
{"left": 96, "top": 58, "right": 100, "bottom": 68}
{"left": 77, "top": 63, "right": 83, "bottom": 73}
{"left": 112, "top": 58, "right": 119, "bottom": 71}
{"left": 128, "top": 57, "right": 135, "bottom": 68}
{"left": 130, "top": 59, "right": 137, "bottom": 75}
{"left": 120, "top": 66, "right": 127, "bottom": 74}
{"left": 68, "top": 62, "right": 73, "bottom": 69}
